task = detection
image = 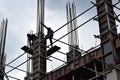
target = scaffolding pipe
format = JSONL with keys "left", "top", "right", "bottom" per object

{"left": 114, "top": 1, "right": 120, "bottom": 6}
{"left": 50, "top": 56, "right": 67, "bottom": 63}
{"left": 53, "top": 38, "right": 83, "bottom": 52}
{"left": 0, "top": 68, "right": 9, "bottom": 80}
{"left": 48, "top": 15, "right": 97, "bottom": 48}
{"left": 6, "top": 52, "right": 26, "bottom": 66}
{"left": 96, "top": 59, "right": 120, "bottom": 71}
{"left": 40, "top": 4, "right": 95, "bottom": 43}
{"left": 114, "top": 6, "right": 120, "bottom": 10}
{"left": 94, "top": 62, "right": 98, "bottom": 80}
{"left": 83, "top": 66, "right": 106, "bottom": 80}
{"left": 6, "top": 58, "right": 30, "bottom": 74}
{"left": 8, "top": 75, "right": 20, "bottom": 80}
{"left": 53, "top": 5, "right": 95, "bottom": 34}
{"left": 5, "top": 64, "right": 27, "bottom": 73}
{"left": 34, "top": 5, "right": 96, "bottom": 55}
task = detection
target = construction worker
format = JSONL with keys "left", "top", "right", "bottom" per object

{"left": 27, "top": 33, "right": 38, "bottom": 46}
{"left": 41, "top": 23, "right": 54, "bottom": 47}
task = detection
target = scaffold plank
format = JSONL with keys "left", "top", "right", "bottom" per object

{"left": 21, "top": 45, "right": 33, "bottom": 55}
{"left": 47, "top": 45, "right": 60, "bottom": 56}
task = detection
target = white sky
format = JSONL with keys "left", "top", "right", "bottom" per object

{"left": 0, "top": 0, "right": 120, "bottom": 80}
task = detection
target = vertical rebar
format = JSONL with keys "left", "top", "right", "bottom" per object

{"left": 66, "top": 1, "right": 79, "bottom": 52}
{"left": 37, "top": 0, "right": 45, "bottom": 39}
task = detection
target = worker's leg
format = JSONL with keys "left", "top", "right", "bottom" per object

{"left": 45, "top": 34, "right": 49, "bottom": 39}
{"left": 49, "top": 38, "right": 53, "bottom": 47}
{"left": 29, "top": 40, "right": 32, "bottom": 47}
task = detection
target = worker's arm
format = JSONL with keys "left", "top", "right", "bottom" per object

{"left": 41, "top": 23, "right": 48, "bottom": 29}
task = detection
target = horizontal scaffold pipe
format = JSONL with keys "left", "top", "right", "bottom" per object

{"left": 54, "top": 5, "right": 95, "bottom": 34}
{"left": 53, "top": 38, "right": 84, "bottom": 52}
{"left": 6, "top": 52, "right": 26, "bottom": 66}
{"left": 6, "top": 58, "right": 30, "bottom": 74}
{"left": 50, "top": 56, "right": 67, "bottom": 63}
{"left": 40, "top": 5, "right": 95, "bottom": 43}
{"left": 48, "top": 15, "right": 97, "bottom": 48}
{"left": 5, "top": 64, "right": 27, "bottom": 73}
{"left": 8, "top": 75, "right": 20, "bottom": 80}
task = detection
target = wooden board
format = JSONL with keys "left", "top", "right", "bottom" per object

{"left": 21, "top": 45, "right": 33, "bottom": 55}
{"left": 47, "top": 45, "right": 60, "bottom": 56}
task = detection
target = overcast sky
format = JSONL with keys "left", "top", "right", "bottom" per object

{"left": 0, "top": 0, "right": 120, "bottom": 80}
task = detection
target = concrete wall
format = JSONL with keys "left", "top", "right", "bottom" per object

{"left": 106, "top": 69, "right": 120, "bottom": 80}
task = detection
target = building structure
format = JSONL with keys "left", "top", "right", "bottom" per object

{"left": 24, "top": 0, "right": 46, "bottom": 80}
{"left": 24, "top": 0, "right": 120, "bottom": 80}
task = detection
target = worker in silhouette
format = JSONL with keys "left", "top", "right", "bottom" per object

{"left": 41, "top": 23, "right": 54, "bottom": 47}
{"left": 27, "top": 33, "right": 38, "bottom": 46}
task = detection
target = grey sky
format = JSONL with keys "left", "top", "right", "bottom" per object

{"left": 0, "top": 0, "right": 119, "bottom": 80}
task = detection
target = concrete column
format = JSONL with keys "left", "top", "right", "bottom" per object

{"left": 106, "top": 69, "right": 120, "bottom": 80}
